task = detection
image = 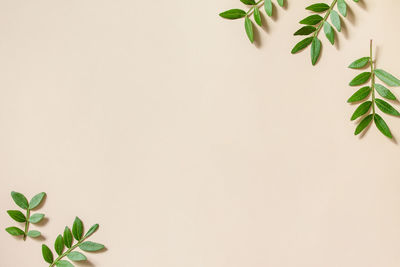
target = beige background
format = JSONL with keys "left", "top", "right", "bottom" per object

{"left": 1, "top": 0, "right": 400, "bottom": 266}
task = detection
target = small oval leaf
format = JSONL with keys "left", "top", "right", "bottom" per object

{"left": 375, "top": 99, "right": 400, "bottom": 116}
{"left": 79, "top": 241, "right": 105, "bottom": 252}
{"left": 42, "top": 244, "right": 54, "bottom": 264}
{"left": 5, "top": 227, "right": 25, "bottom": 236}
{"left": 27, "top": 230, "right": 41, "bottom": 238}
{"left": 375, "top": 69, "right": 400, "bottom": 86}
{"left": 355, "top": 114, "right": 373, "bottom": 135}
{"left": 7, "top": 210, "right": 26, "bottom": 223}
{"left": 349, "top": 72, "right": 371, "bottom": 86}
{"left": 351, "top": 101, "right": 372, "bottom": 121}
{"left": 55, "top": 235, "right": 65, "bottom": 256}
{"left": 72, "top": 217, "right": 84, "bottom": 241}
{"left": 347, "top": 86, "right": 371, "bottom": 103}
{"left": 299, "top": 14, "right": 323, "bottom": 25}
{"left": 29, "top": 213, "right": 45, "bottom": 224}
{"left": 375, "top": 84, "right": 397, "bottom": 100}
{"left": 11, "top": 191, "right": 29, "bottom": 210}
{"left": 64, "top": 227, "right": 73, "bottom": 248}
{"left": 219, "top": 9, "right": 247, "bottom": 20}
{"left": 291, "top": 37, "right": 313, "bottom": 54}
{"left": 67, "top": 251, "right": 87, "bottom": 262}
{"left": 29, "top": 192, "right": 46, "bottom": 209}
{"left": 311, "top": 37, "right": 321, "bottom": 65}
{"left": 374, "top": 114, "right": 392, "bottom": 138}
{"left": 348, "top": 57, "right": 370, "bottom": 69}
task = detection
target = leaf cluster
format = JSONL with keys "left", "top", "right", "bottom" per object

{"left": 5, "top": 191, "right": 46, "bottom": 240}
{"left": 292, "top": 0, "right": 359, "bottom": 65}
{"left": 42, "top": 217, "right": 105, "bottom": 267}
{"left": 219, "top": 0, "right": 285, "bottom": 43}
{"left": 348, "top": 43, "right": 400, "bottom": 138}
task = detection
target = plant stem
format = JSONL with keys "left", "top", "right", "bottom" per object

{"left": 247, "top": 0, "right": 265, "bottom": 16}
{"left": 370, "top": 39, "right": 376, "bottom": 116}
{"left": 23, "top": 208, "right": 31, "bottom": 241}
{"left": 313, "top": 0, "right": 338, "bottom": 38}
{"left": 49, "top": 237, "right": 88, "bottom": 267}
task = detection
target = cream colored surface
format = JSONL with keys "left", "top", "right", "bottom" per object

{"left": 1, "top": 0, "right": 400, "bottom": 266}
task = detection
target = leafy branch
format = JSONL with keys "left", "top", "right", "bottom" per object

{"left": 291, "top": 0, "right": 359, "bottom": 65}
{"left": 5, "top": 191, "right": 46, "bottom": 240}
{"left": 42, "top": 217, "right": 105, "bottom": 267}
{"left": 219, "top": 0, "right": 286, "bottom": 43}
{"left": 348, "top": 40, "right": 400, "bottom": 138}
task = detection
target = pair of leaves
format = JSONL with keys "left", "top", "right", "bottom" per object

{"left": 348, "top": 52, "right": 400, "bottom": 139}
{"left": 5, "top": 191, "right": 46, "bottom": 240}
{"left": 292, "top": 0, "right": 359, "bottom": 65}
{"left": 42, "top": 217, "right": 105, "bottom": 267}
{"left": 220, "top": 0, "right": 286, "bottom": 43}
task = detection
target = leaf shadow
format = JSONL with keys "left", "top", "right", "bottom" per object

{"left": 76, "top": 260, "right": 95, "bottom": 267}
{"left": 346, "top": 5, "right": 357, "bottom": 26}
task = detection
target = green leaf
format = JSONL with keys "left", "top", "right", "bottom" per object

{"left": 64, "top": 227, "right": 73, "bottom": 248}
{"left": 244, "top": 16, "right": 254, "bottom": 43}
{"left": 349, "top": 72, "right": 371, "bottom": 86}
{"left": 241, "top": 0, "right": 256, "bottom": 5}
{"left": 7, "top": 210, "right": 26, "bottom": 223}
{"left": 79, "top": 241, "right": 105, "bottom": 252}
{"left": 348, "top": 57, "right": 370, "bottom": 69}
{"left": 299, "top": 14, "right": 323, "bottom": 25}
{"left": 55, "top": 260, "right": 75, "bottom": 267}
{"left": 264, "top": 0, "right": 273, "bottom": 16}
{"left": 29, "top": 192, "right": 46, "bottom": 209}
{"left": 306, "top": 3, "right": 330, "bottom": 12}
{"left": 375, "top": 69, "right": 400, "bottom": 86}
{"left": 29, "top": 213, "right": 45, "bottom": 224}
{"left": 72, "top": 217, "right": 84, "bottom": 241}
{"left": 11, "top": 191, "right": 29, "bottom": 210}
{"left": 291, "top": 37, "right": 313, "bottom": 53}
{"left": 42, "top": 244, "right": 54, "bottom": 264}
{"left": 5, "top": 226, "right": 25, "bottom": 236}
{"left": 375, "top": 84, "right": 397, "bottom": 100}
{"left": 277, "top": 0, "right": 284, "bottom": 7}
{"left": 311, "top": 37, "right": 321, "bottom": 66}
{"left": 330, "top": 10, "right": 341, "bottom": 32}
{"left": 294, "top": 26, "right": 316, "bottom": 36}
{"left": 323, "top": 22, "right": 335, "bottom": 45}
{"left": 254, "top": 6, "right": 262, "bottom": 26}
{"left": 347, "top": 86, "right": 371, "bottom": 103}
{"left": 374, "top": 114, "right": 392, "bottom": 138}
{"left": 67, "top": 251, "right": 87, "bottom": 261}
{"left": 337, "top": 0, "right": 347, "bottom": 17}
{"left": 55, "top": 235, "right": 65, "bottom": 256}
{"left": 219, "top": 9, "right": 247, "bottom": 20}
{"left": 375, "top": 99, "right": 400, "bottom": 116}
{"left": 355, "top": 114, "right": 373, "bottom": 135}
{"left": 27, "top": 230, "right": 41, "bottom": 238}
{"left": 351, "top": 101, "right": 372, "bottom": 121}
{"left": 85, "top": 224, "right": 99, "bottom": 238}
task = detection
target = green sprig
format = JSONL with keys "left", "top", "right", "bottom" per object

{"left": 5, "top": 191, "right": 46, "bottom": 241}
{"left": 219, "top": 0, "right": 286, "bottom": 44}
{"left": 42, "top": 217, "right": 105, "bottom": 267}
{"left": 292, "top": 0, "right": 359, "bottom": 65}
{"left": 348, "top": 40, "right": 400, "bottom": 139}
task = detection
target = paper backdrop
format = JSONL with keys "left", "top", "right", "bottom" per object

{"left": 1, "top": 0, "right": 400, "bottom": 266}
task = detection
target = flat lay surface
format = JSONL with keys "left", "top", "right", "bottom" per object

{"left": 1, "top": 0, "right": 400, "bottom": 266}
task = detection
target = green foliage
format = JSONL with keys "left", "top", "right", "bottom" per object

{"left": 219, "top": 0, "right": 286, "bottom": 44}
{"left": 5, "top": 191, "right": 46, "bottom": 241}
{"left": 42, "top": 217, "right": 105, "bottom": 267}
{"left": 292, "top": 0, "right": 359, "bottom": 65}
{"left": 348, "top": 40, "right": 400, "bottom": 139}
